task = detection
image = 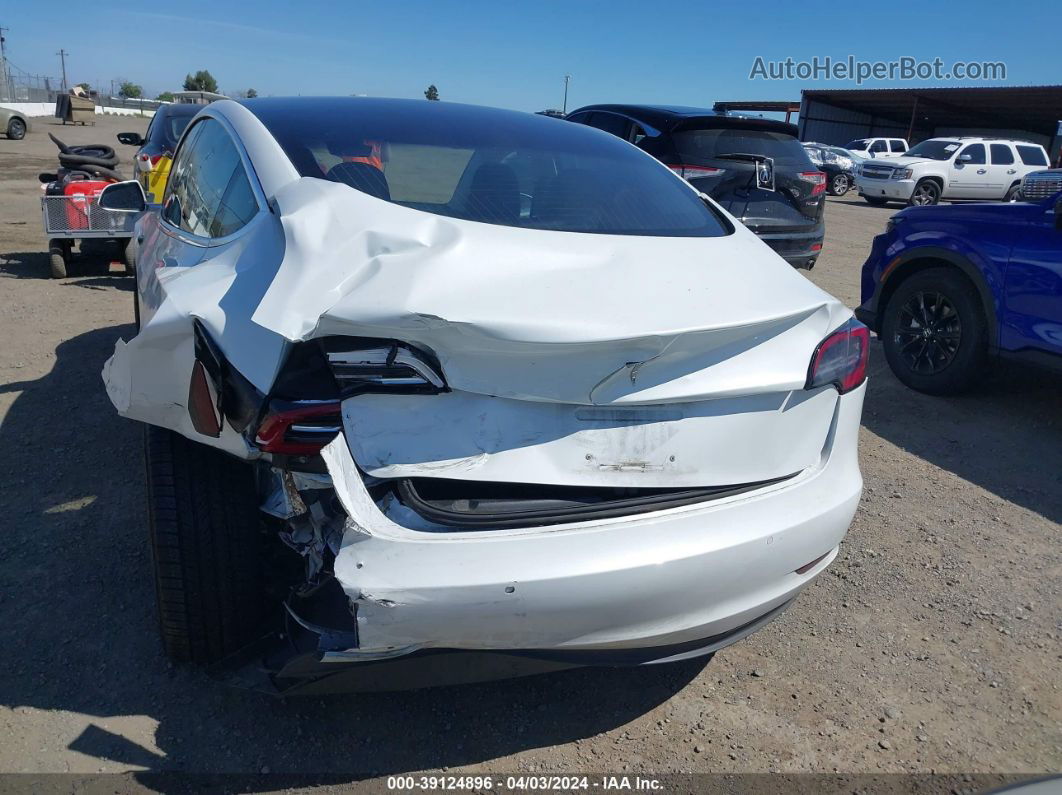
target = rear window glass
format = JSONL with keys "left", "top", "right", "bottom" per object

{"left": 1017, "top": 145, "right": 1048, "bottom": 166}
{"left": 151, "top": 108, "right": 197, "bottom": 150}
{"left": 250, "top": 98, "right": 729, "bottom": 237}
{"left": 990, "top": 144, "right": 1014, "bottom": 165}
{"left": 672, "top": 128, "right": 813, "bottom": 168}
{"left": 846, "top": 139, "right": 870, "bottom": 149}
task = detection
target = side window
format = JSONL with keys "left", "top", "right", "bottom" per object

{"left": 631, "top": 124, "right": 647, "bottom": 145}
{"left": 565, "top": 112, "right": 591, "bottom": 125}
{"left": 1016, "top": 145, "right": 1049, "bottom": 166}
{"left": 959, "top": 144, "right": 986, "bottom": 164}
{"left": 162, "top": 118, "right": 258, "bottom": 238}
{"left": 889, "top": 139, "right": 907, "bottom": 152}
{"left": 869, "top": 140, "right": 887, "bottom": 153}
{"left": 587, "top": 112, "right": 633, "bottom": 140}
{"left": 989, "top": 144, "right": 1014, "bottom": 165}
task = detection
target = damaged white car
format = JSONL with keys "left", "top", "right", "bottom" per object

{"left": 99, "top": 97, "right": 868, "bottom": 691}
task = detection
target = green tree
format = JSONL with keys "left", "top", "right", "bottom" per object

{"left": 119, "top": 81, "right": 143, "bottom": 99}
{"left": 183, "top": 70, "right": 218, "bottom": 93}
{"left": 246, "top": 88, "right": 258, "bottom": 98}
{"left": 156, "top": 91, "right": 175, "bottom": 102}
{"left": 424, "top": 84, "right": 439, "bottom": 101}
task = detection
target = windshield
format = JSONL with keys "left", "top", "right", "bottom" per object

{"left": 248, "top": 98, "right": 729, "bottom": 237}
{"left": 845, "top": 139, "right": 870, "bottom": 150}
{"left": 672, "top": 128, "right": 813, "bottom": 168}
{"left": 902, "top": 140, "right": 961, "bottom": 160}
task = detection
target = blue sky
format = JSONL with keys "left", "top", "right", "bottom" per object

{"left": 2, "top": 0, "right": 1052, "bottom": 112}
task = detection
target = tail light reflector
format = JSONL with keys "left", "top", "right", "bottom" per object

{"left": 799, "top": 171, "right": 827, "bottom": 196}
{"left": 806, "top": 318, "right": 869, "bottom": 394}
{"left": 188, "top": 360, "right": 221, "bottom": 437}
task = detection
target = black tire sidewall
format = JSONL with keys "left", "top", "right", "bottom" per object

{"left": 881, "top": 268, "right": 987, "bottom": 394}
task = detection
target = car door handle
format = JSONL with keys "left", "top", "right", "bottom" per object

{"left": 1006, "top": 169, "right": 1017, "bottom": 174}
{"left": 976, "top": 169, "right": 987, "bottom": 174}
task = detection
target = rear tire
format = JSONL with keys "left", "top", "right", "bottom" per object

{"left": 828, "top": 173, "right": 850, "bottom": 195}
{"left": 1003, "top": 184, "right": 1021, "bottom": 202}
{"left": 144, "top": 425, "right": 268, "bottom": 664}
{"left": 123, "top": 236, "right": 137, "bottom": 275}
{"left": 881, "top": 268, "right": 987, "bottom": 395}
{"left": 7, "top": 118, "right": 26, "bottom": 140}
{"left": 48, "top": 239, "right": 68, "bottom": 278}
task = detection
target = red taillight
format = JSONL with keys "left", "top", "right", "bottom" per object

{"left": 666, "top": 164, "right": 726, "bottom": 180}
{"left": 806, "top": 318, "right": 869, "bottom": 394}
{"left": 810, "top": 242, "right": 823, "bottom": 252}
{"left": 799, "top": 171, "right": 827, "bottom": 196}
{"left": 256, "top": 402, "right": 342, "bottom": 455}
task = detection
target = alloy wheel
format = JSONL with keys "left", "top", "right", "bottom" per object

{"left": 893, "top": 291, "right": 962, "bottom": 374}
{"left": 832, "top": 174, "right": 849, "bottom": 194}
{"left": 911, "top": 182, "right": 939, "bottom": 205}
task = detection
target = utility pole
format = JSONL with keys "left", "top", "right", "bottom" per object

{"left": 562, "top": 74, "right": 572, "bottom": 115}
{"left": 0, "top": 25, "right": 10, "bottom": 102}
{"left": 57, "top": 48, "right": 68, "bottom": 92}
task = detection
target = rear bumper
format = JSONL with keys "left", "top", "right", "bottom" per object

{"left": 753, "top": 225, "right": 825, "bottom": 268}
{"left": 318, "top": 382, "right": 865, "bottom": 661}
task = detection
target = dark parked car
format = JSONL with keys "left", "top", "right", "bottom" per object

{"left": 857, "top": 189, "right": 1062, "bottom": 394}
{"left": 116, "top": 102, "right": 201, "bottom": 203}
{"left": 566, "top": 105, "right": 826, "bottom": 269}
{"left": 803, "top": 142, "right": 859, "bottom": 196}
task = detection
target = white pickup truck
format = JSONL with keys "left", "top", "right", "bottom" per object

{"left": 855, "top": 137, "right": 1051, "bottom": 206}
{"left": 845, "top": 137, "right": 908, "bottom": 159}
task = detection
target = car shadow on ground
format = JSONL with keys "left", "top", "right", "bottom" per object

{"left": 861, "top": 338, "right": 1062, "bottom": 524}
{"left": 0, "top": 247, "right": 132, "bottom": 281}
{"left": 0, "top": 323, "right": 707, "bottom": 780}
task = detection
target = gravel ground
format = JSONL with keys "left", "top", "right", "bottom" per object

{"left": 0, "top": 115, "right": 1059, "bottom": 782}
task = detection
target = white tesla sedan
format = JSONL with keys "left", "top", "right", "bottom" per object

{"left": 99, "top": 97, "right": 867, "bottom": 691}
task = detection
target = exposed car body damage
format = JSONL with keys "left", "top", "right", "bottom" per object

{"left": 100, "top": 98, "right": 867, "bottom": 687}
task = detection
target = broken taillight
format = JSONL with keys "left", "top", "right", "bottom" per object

{"left": 325, "top": 343, "right": 445, "bottom": 394}
{"left": 806, "top": 318, "right": 869, "bottom": 394}
{"left": 256, "top": 401, "right": 343, "bottom": 456}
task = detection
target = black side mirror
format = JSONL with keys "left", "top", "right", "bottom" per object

{"left": 117, "top": 132, "right": 145, "bottom": 146}
{"left": 98, "top": 180, "right": 147, "bottom": 213}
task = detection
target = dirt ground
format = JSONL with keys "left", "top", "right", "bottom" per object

{"left": 0, "top": 115, "right": 1059, "bottom": 783}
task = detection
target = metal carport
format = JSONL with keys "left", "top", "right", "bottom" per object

{"left": 798, "top": 85, "right": 1062, "bottom": 164}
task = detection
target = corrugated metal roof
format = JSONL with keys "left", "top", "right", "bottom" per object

{"left": 801, "top": 85, "right": 1062, "bottom": 136}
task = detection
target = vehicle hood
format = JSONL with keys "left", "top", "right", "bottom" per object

{"left": 252, "top": 178, "right": 850, "bottom": 405}
{"left": 868, "top": 156, "right": 932, "bottom": 169}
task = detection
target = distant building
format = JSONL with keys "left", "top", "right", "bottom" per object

{"left": 173, "top": 90, "right": 227, "bottom": 105}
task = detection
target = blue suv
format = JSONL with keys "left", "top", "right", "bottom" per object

{"left": 856, "top": 191, "right": 1062, "bottom": 394}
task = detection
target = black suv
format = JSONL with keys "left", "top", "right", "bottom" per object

{"left": 566, "top": 105, "right": 826, "bottom": 268}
